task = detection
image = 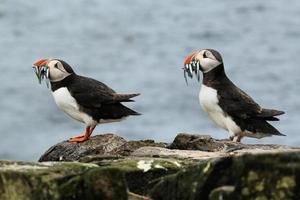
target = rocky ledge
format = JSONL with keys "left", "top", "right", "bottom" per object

{"left": 1, "top": 133, "right": 300, "bottom": 200}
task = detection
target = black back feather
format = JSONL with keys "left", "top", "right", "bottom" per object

{"left": 203, "top": 66, "right": 285, "bottom": 135}
{"left": 51, "top": 74, "right": 140, "bottom": 121}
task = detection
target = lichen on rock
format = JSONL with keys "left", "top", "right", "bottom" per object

{"left": 0, "top": 160, "right": 127, "bottom": 200}
{"left": 150, "top": 151, "right": 300, "bottom": 200}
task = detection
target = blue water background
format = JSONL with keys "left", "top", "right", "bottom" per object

{"left": 0, "top": 0, "right": 299, "bottom": 160}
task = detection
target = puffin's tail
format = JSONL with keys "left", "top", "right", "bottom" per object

{"left": 98, "top": 103, "right": 141, "bottom": 119}
{"left": 261, "top": 108, "right": 285, "bottom": 116}
{"left": 113, "top": 93, "right": 140, "bottom": 102}
{"left": 257, "top": 109, "right": 285, "bottom": 121}
{"left": 246, "top": 118, "right": 285, "bottom": 136}
{"left": 264, "top": 122, "right": 286, "bottom": 136}
{"left": 121, "top": 104, "right": 141, "bottom": 116}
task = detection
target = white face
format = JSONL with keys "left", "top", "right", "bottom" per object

{"left": 195, "top": 50, "right": 222, "bottom": 73}
{"left": 46, "top": 59, "right": 72, "bottom": 82}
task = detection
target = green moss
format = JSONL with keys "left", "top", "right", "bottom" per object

{"left": 247, "top": 171, "right": 259, "bottom": 182}
{"left": 150, "top": 152, "right": 300, "bottom": 200}
{"left": 276, "top": 176, "right": 296, "bottom": 189}
{"left": 191, "top": 181, "right": 198, "bottom": 193}
{"left": 150, "top": 161, "right": 218, "bottom": 200}
{"left": 0, "top": 161, "right": 128, "bottom": 200}
{"left": 100, "top": 158, "right": 183, "bottom": 173}
{"left": 242, "top": 188, "right": 249, "bottom": 196}
{"left": 105, "top": 160, "right": 140, "bottom": 172}
{"left": 2, "top": 151, "right": 300, "bottom": 200}
{"left": 59, "top": 167, "right": 127, "bottom": 200}
{"left": 255, "top": 180, "right": 265, "bottom": 192}
{"left": 0, "top": 171, "right": 57, "bottom": 200}
{"left": 254, "top": 196, "right": 268, "bottom": 200}
{"left": 278, "top": 191, "right": 286, "bottom": 200}
{"left": 81, "top": 158, "right": 184, "bottom": 196}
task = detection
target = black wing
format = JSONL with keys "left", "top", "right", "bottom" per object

{"left": 218, "top": 82, "right": 284, "bottom": 120}
{"left": 69, "top": 75, "right": 139, "bottom": 108}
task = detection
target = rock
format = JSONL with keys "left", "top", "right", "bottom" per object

{"left": 132, "top": 146, "right": 224, "bottom": 160}
{"left": 0, "top": 158, "right": 181, "bottom": 200}
{"left": 149, "top": 152, "right": 300, "bottom": 200}
{"left": 39, "top": 134, "right": 127, "bottom": 161}
{"left": 103, "top": 158, "right": 183, "bottom": 195}
{"left": 168, "top": 133, "right": 224, "bottom": 151}
{"left": 40, "top": 133, "right": 295, "bottom": 163}
{"left": 112, "top": 139, "right": 167, "bottom": 156}
{"left": 0, "top": 160, "right": 127, "bottom": 200}
{"left": 168, "top": 133, "right": 294, "bottom": 152}
{"left": 2, "top": 133, "right": 300, "bottom": 200}
{"left": 39, "top": 134, "right": 167, "bottom": 162}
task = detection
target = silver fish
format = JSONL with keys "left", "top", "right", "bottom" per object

{"left": 32, "top": 66, "right": 39, "bottom": 80}
{"left": 188, "top": 64, "right": 193, "bottom": 77}
{"left": 32, "top": 65, "right": 50, "bottom": 89}
{"left": 183, "top": 68, "right": 188, "bottom": 85}
{"left": 182, "top": 60, "right": 202, "bottom": 84}
{"left": 194, "top": 62, "right": 198, "bottom": 77}
{"left": 196, "top": 61, "right": 201, "bottom": 81}
{"left": 45, "top": 68, "right": 50, "bottom": 88}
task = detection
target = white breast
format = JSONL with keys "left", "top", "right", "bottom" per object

{"left": 199, "top": 85, "right": 241, "bottom": 135}
{"left": 52, "top": 87, "right": 97, "bottom": 126}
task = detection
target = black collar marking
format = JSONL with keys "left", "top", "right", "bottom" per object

{"left": 50, "top": 74, "right": 75, "bottom": 92}
{"left": 202, "top": 64, "right": 228, "bottom": 87}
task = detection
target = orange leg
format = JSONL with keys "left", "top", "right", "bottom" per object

{"left": 69, "top": 126, "right": 96, "bottom": 142}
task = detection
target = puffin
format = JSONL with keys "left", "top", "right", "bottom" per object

{"left": 32, "top": 58, "right": 140, "bottom": 142}
{"left": 182, "top": 49, "right": 285, "bottom": 142}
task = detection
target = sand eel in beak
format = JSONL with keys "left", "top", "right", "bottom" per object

{"left": 33, "top": 58, "right": 51, "bottom": 87}
{"left": 33, "top": 59, "right": 140, "bottom": 142}
{"left": 182, "top": 49, "right": 285, "bottom": 142}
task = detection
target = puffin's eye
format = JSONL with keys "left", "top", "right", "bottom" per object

{"left": 203, "top": 52, "right": 208, "bottom": 58}
{"left": 54, "top": 63, "right": 59, "bottom": 68}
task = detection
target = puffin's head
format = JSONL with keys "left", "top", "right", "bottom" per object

{"left": 183, "top": 49, "right": 223, "bottom": 83}
{"left": 32, "top": 59, "right": 75, "bottom": 87}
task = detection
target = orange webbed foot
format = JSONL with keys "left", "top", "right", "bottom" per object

{"left": 69, "top": 135, "right": 88, "bottom": 142}
{"left": 68, "top": 126, "right": 96, "bottom": 143}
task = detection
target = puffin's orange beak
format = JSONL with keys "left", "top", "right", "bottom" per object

{"left": 33, "top": 58, "right": 49, "bottom": 67}
{"left": 184, "top": 52, "right": 197, "bottom": 66}
{"left": 182, "top": 52, "right": 201, "bottom": 84}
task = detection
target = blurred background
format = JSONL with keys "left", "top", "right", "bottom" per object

{"left": 0, "top": 0, "right": 299, "bottom": 161}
